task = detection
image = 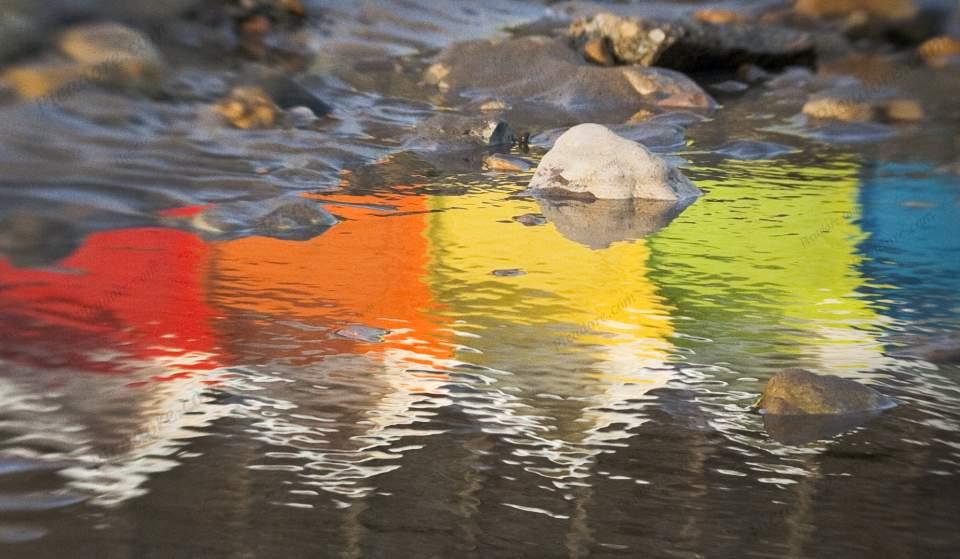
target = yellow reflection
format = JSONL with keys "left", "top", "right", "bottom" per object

{"left": 426, "top": 184, "right": 676, "bottom": 446}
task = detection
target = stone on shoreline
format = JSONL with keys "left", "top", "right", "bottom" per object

{"left": 569, "top": 13, "right": 816, "bottom": 72}
{"left": 755, "top": 368, "right": 894, "bottom": 415}
{"left": 528, "top": 123, "right": 701, "bottom": 201}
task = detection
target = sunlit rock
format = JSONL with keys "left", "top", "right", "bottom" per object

{"left": 529, "top": 124, "right": 701, "bottom": 201}
{"left": 536, "top": 196, "right": 693, "bottom": 249}
{"left": 190, "top": 195, "right": 337, "bottom": 240}
{"left": 755, "top": 368, "right": 895, "bottom": 415}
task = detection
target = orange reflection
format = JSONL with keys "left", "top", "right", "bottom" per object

{"left": 207, "top": 189, "right": 451, "bottom": 365}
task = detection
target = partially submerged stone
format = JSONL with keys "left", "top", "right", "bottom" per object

{"left": 755, "top": 368, "right": 894, "bottom": 415}
{"left": 528, "top": 124, "right": 701, "bottom": 201}
{"left": 190, "top": 195, "right": 337, "bottom": 240}
{"left": 214, "top": 86, "right": 281, "bottom": 129}
{"left": 569, "top": 13, "right": 816, "bottom": 71}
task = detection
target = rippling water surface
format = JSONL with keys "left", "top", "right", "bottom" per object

{"left": 2, "top": 1, "right": 960, "bottom": 558}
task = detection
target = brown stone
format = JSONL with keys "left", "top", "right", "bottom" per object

{"left": 755, "top": 368, "right": 893, "bottom": 415}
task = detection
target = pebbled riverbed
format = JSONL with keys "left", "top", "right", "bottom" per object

{"left": 1, "top": 1, "right": 960, "bottom": 557}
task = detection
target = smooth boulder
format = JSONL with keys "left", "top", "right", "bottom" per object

{"left": 755, "top": 368, "right": 894, "bottom": 415}
{"left": 528, "top": 124, "right": 701, "bottom": 201}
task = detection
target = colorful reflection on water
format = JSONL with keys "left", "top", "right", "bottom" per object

{"left": 1, "top": 147, "right": 959, "bottom": 556}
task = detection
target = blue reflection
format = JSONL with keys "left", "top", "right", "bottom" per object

{"left": 858, "top": 162, "right": 960, "bottom": 328}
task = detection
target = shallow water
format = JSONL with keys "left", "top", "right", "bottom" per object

{"left": 2, "top": 1, "right": 960, "bottom": 557}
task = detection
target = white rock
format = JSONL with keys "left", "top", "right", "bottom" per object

{"left": 528, "top": 123, "right": 701, "bottom": 200}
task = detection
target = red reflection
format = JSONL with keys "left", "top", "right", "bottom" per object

{"left": 0, "top": 227, "right": 222, "bottom": 377}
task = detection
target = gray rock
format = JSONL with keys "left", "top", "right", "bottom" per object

{"left": 569, "top": 13, "right": 816, "bottom": 72}
{"left": 190, "top": 195, "right": 337, "bottom": 240}
{"left": 425, "top": 36, "right": 714, "bottom": 124}
{"left": 754, "top": 368, "right": 895, "bottom": 415}
{"left": 528, "top": 123, "right": 701, "bottom": 201}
